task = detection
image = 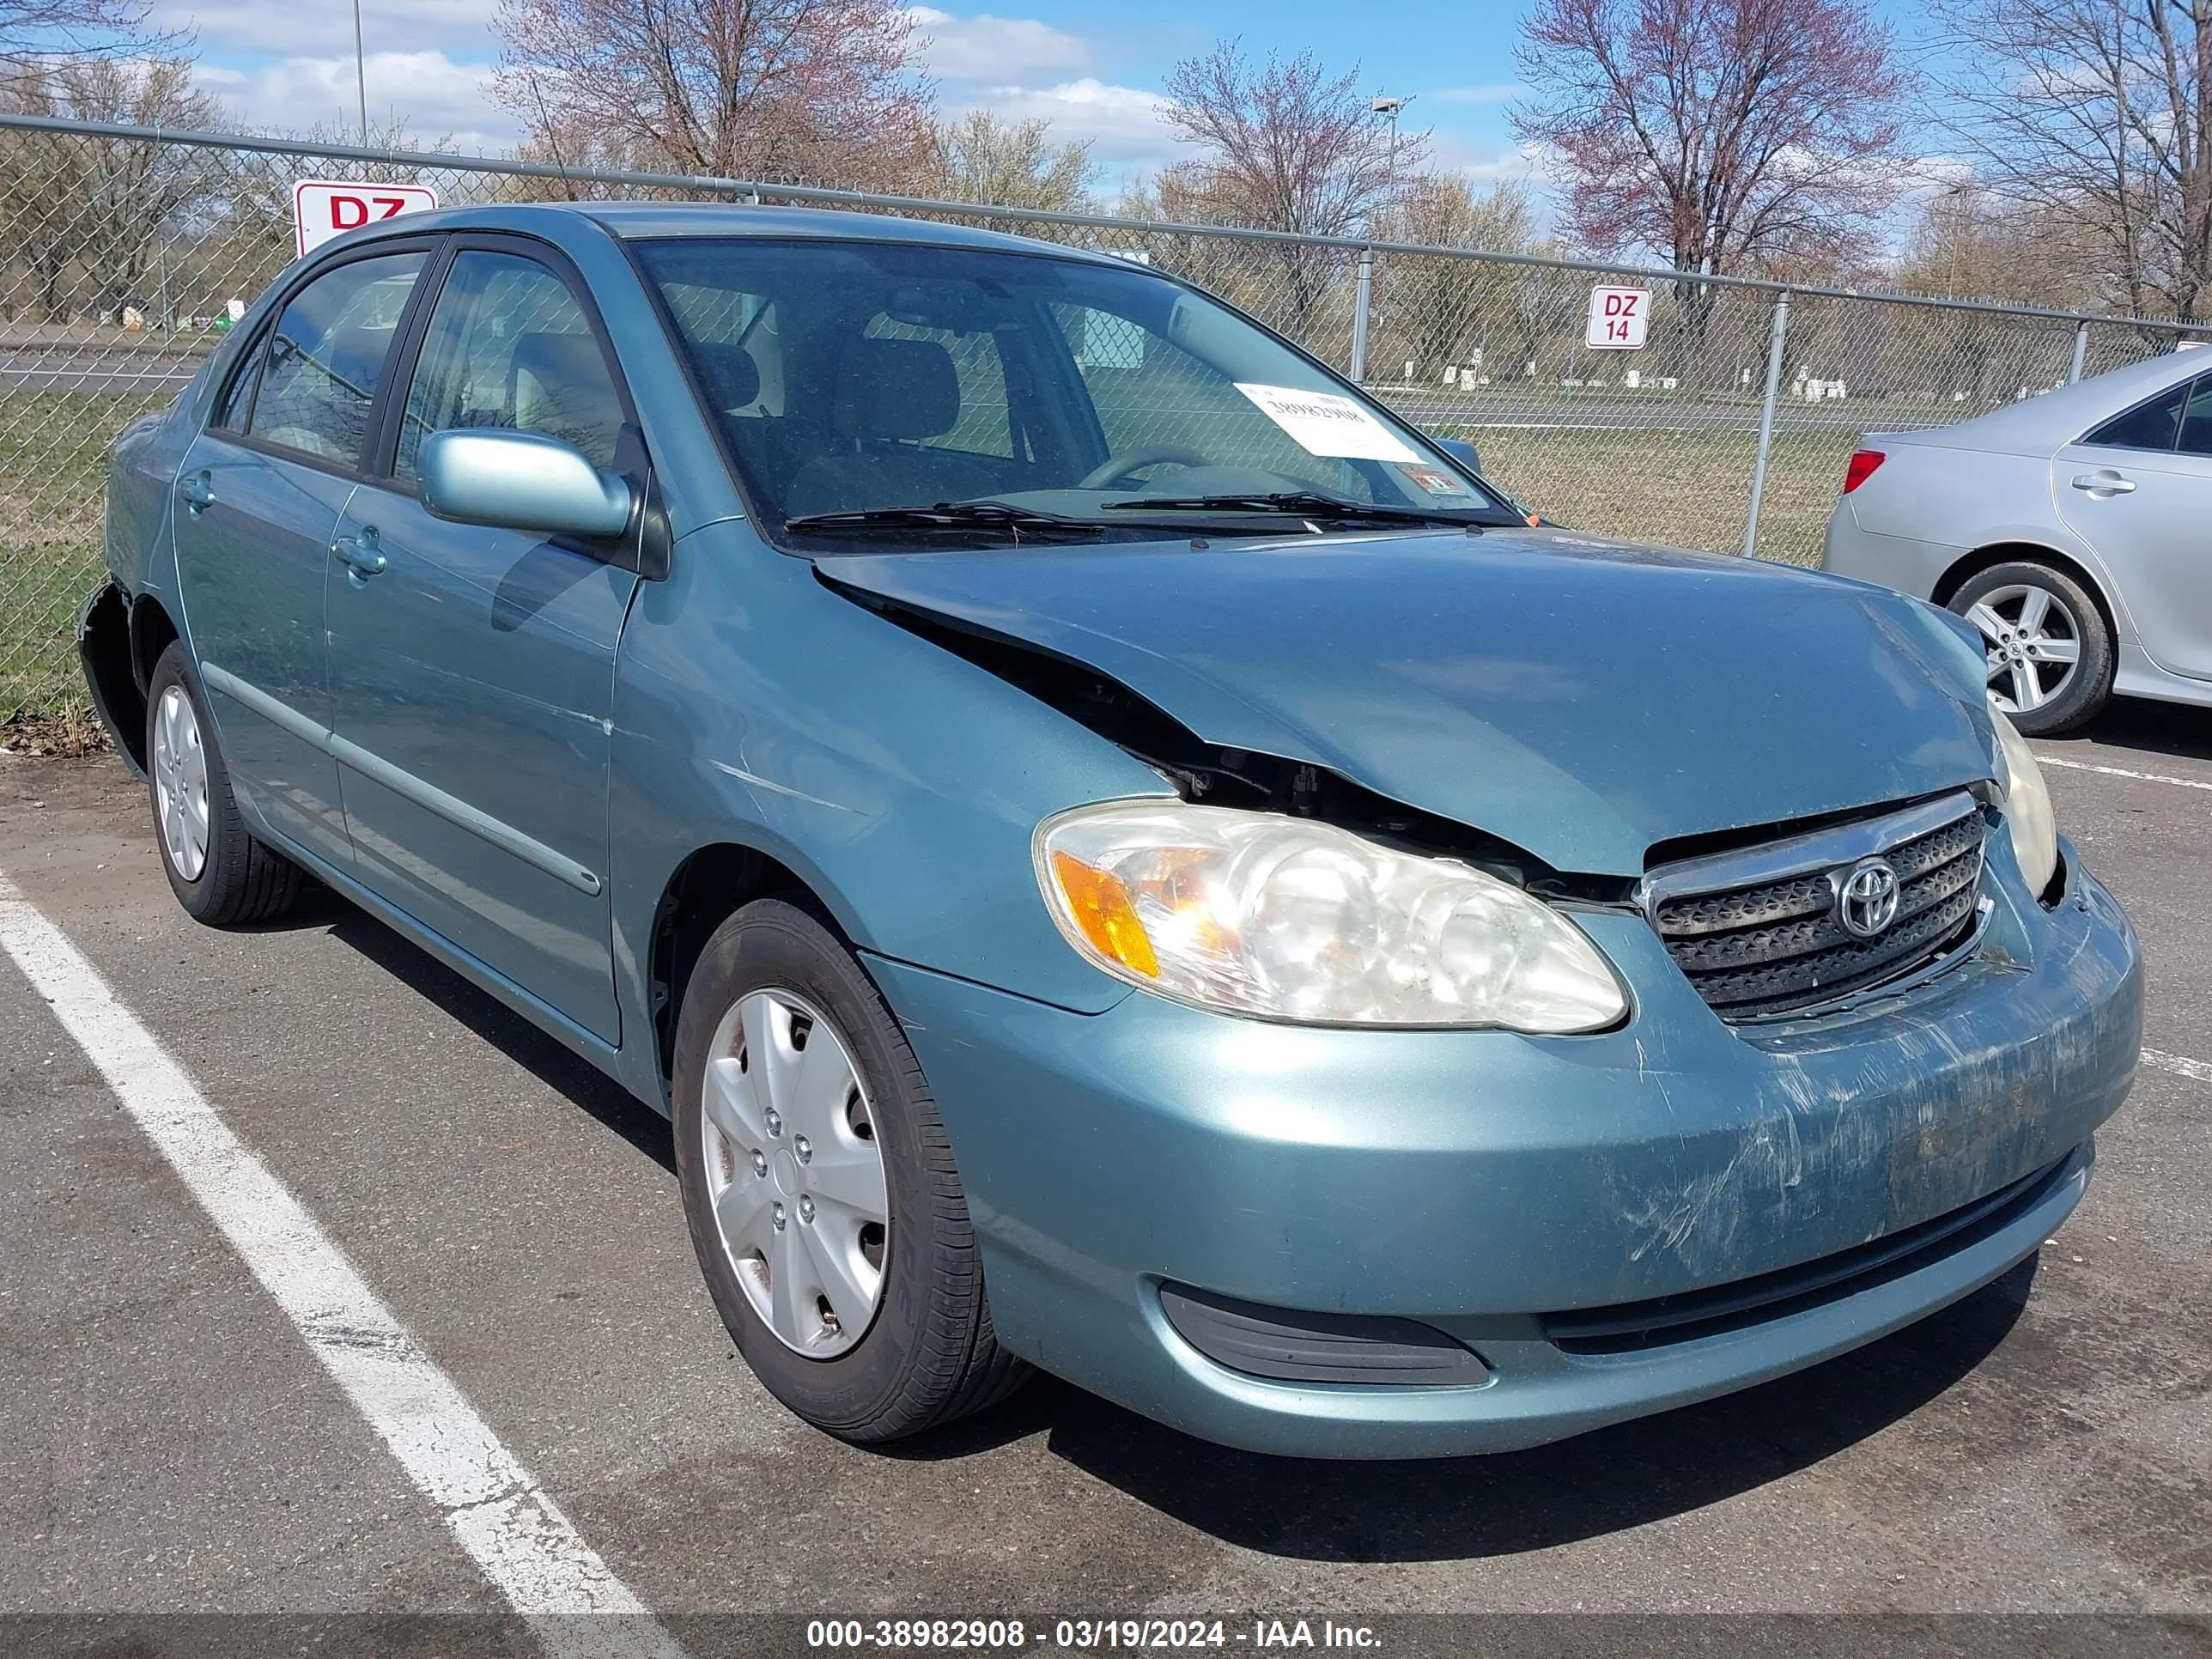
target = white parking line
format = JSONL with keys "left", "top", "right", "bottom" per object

{"left": 2144, "top": 1048, "right": 2212, "bottom": 1085}
{"left": 0, "top": 872, "right": 682, "bottom": 1659}
{"left": 2034, "top": 752, "right": 2212, "bottom": 792}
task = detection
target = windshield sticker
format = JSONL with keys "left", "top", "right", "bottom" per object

{"left": 1234, "top": 383, "right": 1420, "bottom": 463}
{"left": 1401, "top": 464, "right": 1472, "bottom": 496}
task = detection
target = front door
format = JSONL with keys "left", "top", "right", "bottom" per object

{"left": 2054, "top": 368, "right": 2212, "bottom": 684}
{"left": 325, "top": 242, "right": 640, "bottom": 1044}
{"left": 172, "top": 246, "right": 430, "bottom": 872}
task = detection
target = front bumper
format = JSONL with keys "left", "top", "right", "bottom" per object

{"left": 869, "top": 848, "right": 2141, "bottom": 1459}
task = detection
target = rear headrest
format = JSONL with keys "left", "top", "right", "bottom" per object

{"left": 690, "top": 342, "right": 762, "bottom": 411}
{"left": 831, "top": 337, "right": 959, "bottom": 441}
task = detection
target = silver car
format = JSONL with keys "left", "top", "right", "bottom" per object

{"left": 1822, "top": 348, "right": 2212, "bottom": 733}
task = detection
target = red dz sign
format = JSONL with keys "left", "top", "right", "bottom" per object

{"left": 293, "top": 180, "right": 440, "bottom": 258}
{"left": 1585, "top": 285, "right": 1650, "bottom": 349}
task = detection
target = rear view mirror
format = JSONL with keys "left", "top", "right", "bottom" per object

{"left": 416, "top": 428, "right": 633, "bottom": 539}
{"left": 1431, "top": 435, "right": 1483, "bottom": 477}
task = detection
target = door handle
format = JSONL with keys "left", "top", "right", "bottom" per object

{"left": 2070, "top": 471, "right": 2136, "bottom": 495}
{"left": 179, "top": 471, "right": 215, "bottom": 513}
{"left": 331, "top": 528, "right": 386, "bottom": 577}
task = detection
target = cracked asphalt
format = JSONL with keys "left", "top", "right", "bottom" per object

{"left": 1, "top": 697, "right": 2209, "bottom": 1648}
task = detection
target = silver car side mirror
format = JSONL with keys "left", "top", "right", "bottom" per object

{"left": 416, "top": 428, "right": 633, "bottom": 539}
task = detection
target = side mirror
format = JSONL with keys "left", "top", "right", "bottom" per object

{"left": 417, "top": 428, "right": 633, "bottom": 539}
{"left": 1431, "top": 435, "right": 1483, "bottom": 477}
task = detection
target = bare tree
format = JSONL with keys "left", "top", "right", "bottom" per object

{"left": 1928, "top": 0, "right": 2209, "bottom": 322}
{"left": 0, "top": 0, "right": 180, "bottom": 90}
{"left": 1372, "top": 175, "right": 1545, "bottom": 377}
{"left": 492, "top": 0, "right": 935, "bottom": 191}
{"left": 1512, "top": 0, "right": 1905, "bottom": 276}
{"left": 924, "top": 111, "right": 1094, "bottom": 211}
{"left": 1160, "top": 40, "right": 1429, "bottom": 338}
{"left": 1, "top": 57, "right": 220, "bottom": 321}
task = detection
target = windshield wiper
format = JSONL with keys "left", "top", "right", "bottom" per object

{"left": 784, "top": 501, "right": 1109, "bottom": 543}
{"left": 1102, "top": 489, "right": 1479, "bottom": 529}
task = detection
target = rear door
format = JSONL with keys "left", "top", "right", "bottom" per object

{"left": 324, "top": 237, "right": 641, "bottom": 1044}
{"left": 171, "top": 244, "right": 431, "bottom": 872}
{"left": 2054, "top": 368, "right": 2212, "bottom": 682}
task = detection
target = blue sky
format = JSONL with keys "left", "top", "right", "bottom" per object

{"left": 160, "top": 0, "right": 1947, "bottom": 198}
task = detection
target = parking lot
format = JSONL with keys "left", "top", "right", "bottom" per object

{"left": 3, "top": 698, "right": 2209, "bottom": 1650}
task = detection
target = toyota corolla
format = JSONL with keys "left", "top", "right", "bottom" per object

{"left": 81, "top": 204, "right": 2142, "bottom": 1457}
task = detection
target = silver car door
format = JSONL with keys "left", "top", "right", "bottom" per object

{"left": 2053, "top": 369, "right": 2212, "bottom": 682}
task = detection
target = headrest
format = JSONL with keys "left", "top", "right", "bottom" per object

{"left": 510, "top": 331, "right": 609, "bottom": 397}
{"left": 831, "top": 336, "right": 959, "bottom": 441}
{"left": 690, "top": 342, "right": 761, "bottom": 411}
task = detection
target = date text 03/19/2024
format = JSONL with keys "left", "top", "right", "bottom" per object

{"left": 805, "top": 1618, "right": 1382, "bottom": 1649}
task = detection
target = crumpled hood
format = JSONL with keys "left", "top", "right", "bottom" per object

{"left": 827, "top": 527, "right": 1998, "bottom": 876}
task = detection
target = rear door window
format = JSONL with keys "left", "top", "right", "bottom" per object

{"left": 2174, "top": 376, "right": 2212, "bottom": 457}
{"left": 246, "top": 252, "right": 427, "bottom": 466}
{"left": 2082, "top": 380, "right": 2190, "bottom": 453}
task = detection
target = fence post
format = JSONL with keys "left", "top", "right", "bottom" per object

{"left": 2069, "top": 322, "right": 2089, "bottom": 384}
{"left": 1740, "top": 291, "right": 1791, "bottom": 561}
{"left": 1348, "top": 246, "right": 1375, "bottom": 382}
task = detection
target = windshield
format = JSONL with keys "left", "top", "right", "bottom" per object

{"left": 633, "top": 236, "right": 1518, "bottom": 543}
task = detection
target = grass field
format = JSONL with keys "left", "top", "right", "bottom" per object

{"left": 0, "top": 392, "right": 1854, "bottom": 721}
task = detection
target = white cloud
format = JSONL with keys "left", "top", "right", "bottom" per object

{"left": 155, "top": 0, "right": 501, "bottom": 58}
{"left": 950, "top": 76, "right": 1179, "bottom": 170}
{"left": 905, "top": 9, "right": 1092, "bottom": 83}
{"left": 193, "top": 50, "right": 523, "bottom": 153}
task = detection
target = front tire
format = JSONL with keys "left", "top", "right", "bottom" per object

{"left": 1949, "top": 562, "right": 2114, "bottom": 735}
{"left": 672, "top": 898, "right": 1028, "bottom": 1443}
{"left": 145, "top": 642, "right": 305, "bottom": 926}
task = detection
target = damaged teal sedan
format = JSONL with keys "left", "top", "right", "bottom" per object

{"left": 82, "top": 204, "right": 2142, "bottom": 1457}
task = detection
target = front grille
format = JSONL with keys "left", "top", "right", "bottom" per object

{"left": 1641, "top": 793, "right": 1989, "bottom": 1022}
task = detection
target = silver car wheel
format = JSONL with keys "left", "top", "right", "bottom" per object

{"left": 699, "top": 987, "right": 889, "bottom": 1358}
{"left": 1966, "top": 582, "right": 2081, "bottom": 715}
{"left": 151, "top": 684, "right": 210, "bottom": 883}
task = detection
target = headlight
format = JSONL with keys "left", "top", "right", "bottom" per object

{"left": 1989, "top": 701, "right": 2059, "bottom": 894}
{"left": 1035, "top": 801, "right": 1626, "bottom": 1031}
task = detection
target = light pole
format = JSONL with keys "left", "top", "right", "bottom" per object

{"left": 1371, "top": 95, "right": 1405, "bottom": 216}
{"left": 353, "top": 0, "right": 369, "bottom": 146}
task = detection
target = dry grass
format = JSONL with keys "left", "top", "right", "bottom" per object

{"left": 2, "top": 698, "right": 106, "bottom": 757}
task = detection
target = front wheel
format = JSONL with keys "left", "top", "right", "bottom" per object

{"left": 672, "top": 898, "right": 1028, "bottom": 1443}
{"left": 1948, "top": 561, "right": 2115, "bottom": 736}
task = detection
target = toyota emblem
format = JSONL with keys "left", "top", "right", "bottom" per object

{"left": 1836, "top": 858, "right": 1901, "bottom": 939}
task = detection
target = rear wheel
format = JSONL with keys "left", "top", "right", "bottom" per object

{"left": 1949, "top": 561, "right": 2114, "bottom": 735}
{"left": 145, "top": 642, "right": 305, "bottom": 926}
{"left": 672, "top": 898, "right": 1028, "bottom": 1443}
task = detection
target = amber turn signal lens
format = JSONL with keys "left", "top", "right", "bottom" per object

{"left": 1048, "top": 850, "right": 1159, "bottom": 977}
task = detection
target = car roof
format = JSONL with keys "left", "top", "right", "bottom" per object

{"left": 1881, "top": 345, "right": 2205, "bottom": 453}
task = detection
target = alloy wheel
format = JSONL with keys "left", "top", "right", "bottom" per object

{"left": 1965, "top": 583, "right": 2081, "bottom": 715}
{"left": 699, "top": 988, "right": 890, "bottom": 1358}
{"left": 151, "top": 684, "right": 210, "bottom": 882}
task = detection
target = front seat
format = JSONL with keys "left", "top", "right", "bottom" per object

{"left": 784, "top": 336, "right": 968, "bottom": 519}
{"left": 508, "top": 331, "right": 625, "bottom": 465}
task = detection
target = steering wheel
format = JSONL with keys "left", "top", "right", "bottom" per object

{"left": 1077, "top": 447, "right": 1211, "bottom": 491}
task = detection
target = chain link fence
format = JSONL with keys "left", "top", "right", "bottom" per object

{"left": 5, "top": 112, "right": 2209, "bottom": 719}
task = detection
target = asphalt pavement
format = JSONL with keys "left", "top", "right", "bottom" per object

{"left": 2, "top": 700, "right": 2209, "bottom": 1652}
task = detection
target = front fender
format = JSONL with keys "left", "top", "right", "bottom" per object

{"left": 605, "top": 523, "right": 1163, "bottom": 1100}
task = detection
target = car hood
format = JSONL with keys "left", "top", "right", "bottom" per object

{"left": 825, "top": 527, "right": 1997, "bottom": 876}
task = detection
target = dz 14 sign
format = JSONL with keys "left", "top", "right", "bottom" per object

{"left": 1585, "top": 284, "right": 1650, "bottom": 349}
{"left": 293, "top": 180, "right": 440, "bottom": 258}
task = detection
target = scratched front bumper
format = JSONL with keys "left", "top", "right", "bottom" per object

{"left": 867, "top": 843, "right": 2142, "bottom": 1459}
